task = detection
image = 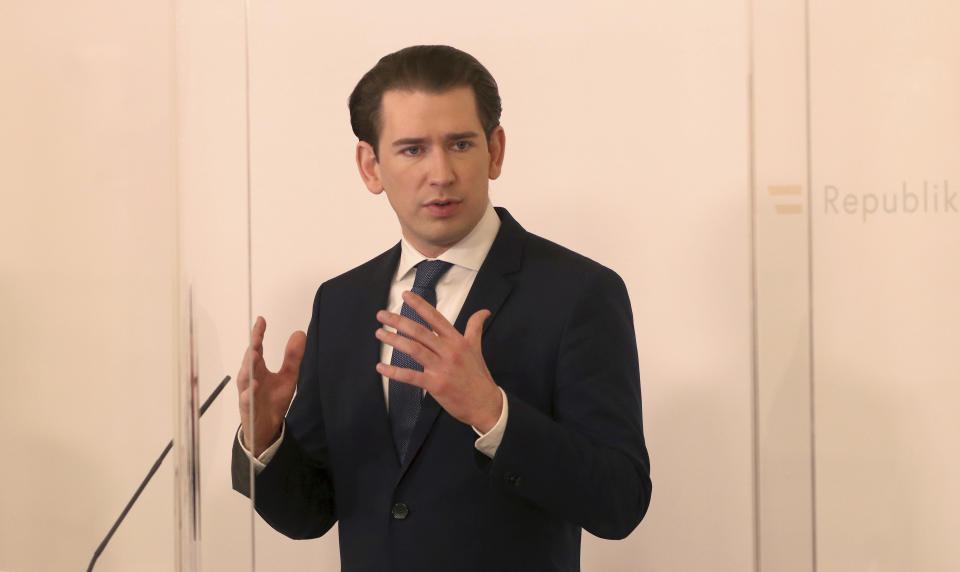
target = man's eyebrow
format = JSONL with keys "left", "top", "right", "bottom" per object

{"left": 391, "top": 137, "right": 428, "bottom": 147}
{"left": 390, "top": 132, "right": 481, "bottom": 147}
{"left": 444, "top": 131, "right": 480, "bottom": 141}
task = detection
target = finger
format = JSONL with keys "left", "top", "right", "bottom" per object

{"left": 375, "top": 327, "right": 437, "bottom": 366}
{"left": 376, "top": 310, "right": 443, "bottom": 353}
{"left": 279, "top": 330, "right": 307, "bottom": 378}
{"left": 400, "top": 291, "right": 458, "bottom": 337}
{"left": 375, "top": 362, "right": 427, "bottom": 389}
{"left": 237, "top": 342, "right": 266, "bottom": 391}
{"left": 466, "top": 310, "right": 494, "bottom": 378}
{"left": 250, "top": 316, "right": 266, "bottom": 353}
{"left": 237, "top": 347, "right": 253, "bottom": 391}
{"left": 464, "top": 309, "right": 491, "bottom": 346}
{"left": 250, "top": 348, "right": 272, "bottom": 382}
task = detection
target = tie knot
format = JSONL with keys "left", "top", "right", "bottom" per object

{"left": 412, "top": 260, "right": 453, "bottom": 291}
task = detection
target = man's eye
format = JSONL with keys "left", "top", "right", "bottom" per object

{"left": 403, "top": 146, "right": 421, "bottom": 156}
{"left": 453, "top": 141, "right": 471, "bottom": 151}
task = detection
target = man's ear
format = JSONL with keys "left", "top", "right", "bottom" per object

{"left": 356, "top": 141, "right": 384, "bottom": 194}
{"left": 487, "top": 126, "right": 506, "bottom": 180}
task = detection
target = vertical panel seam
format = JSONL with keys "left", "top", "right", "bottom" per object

{"left": 746, "top": 0, "right": 761, "bottom": 569}
{"left": 803, "top": 0, "right": 819, "bottom": 570}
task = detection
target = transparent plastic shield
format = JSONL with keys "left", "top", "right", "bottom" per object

{"left": 174, "top": 0, "right": 257, "bottom": 569}
{"left": 173, "top": 289, "right": 200, "bottom": 571}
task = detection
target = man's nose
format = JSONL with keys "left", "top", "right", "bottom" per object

{"left": 428, "top": 149, "right": 456, "bottom": 187}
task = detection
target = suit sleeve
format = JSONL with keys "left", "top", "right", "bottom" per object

{"left": 484, "top": 268, "right": 652, "bottom": 540}
{"left": 231, "top": 286, "right": 337, "bottom": 540}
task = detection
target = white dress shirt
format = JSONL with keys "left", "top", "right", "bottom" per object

{"left": 241, "top": 202, "right": 509, "bottom": 470}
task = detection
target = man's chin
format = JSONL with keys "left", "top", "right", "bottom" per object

{"left": 407, "top": 229, "right": 468, "bottom": 257}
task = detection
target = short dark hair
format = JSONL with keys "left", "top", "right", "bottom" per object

{"left": 348, "top": 45, "right": 502, "bottom": 159}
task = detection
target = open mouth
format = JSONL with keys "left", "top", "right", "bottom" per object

{"left": 425, "top": 199, "right": 461, "bottom": 216}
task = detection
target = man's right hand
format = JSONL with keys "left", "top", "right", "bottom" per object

{"left": 237, "top": 316, "right": 306, "bottom": 457}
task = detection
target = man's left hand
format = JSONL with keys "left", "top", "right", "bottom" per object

{"left": 375, "top": 291, "right": 503, "bottom": 434}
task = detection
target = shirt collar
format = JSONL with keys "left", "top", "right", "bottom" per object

{"left": 395, "top": 201, "right": 501, "bottom": 281}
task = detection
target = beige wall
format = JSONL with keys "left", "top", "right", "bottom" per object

{"left": 2, "top": 1, "right": 956, "bottom": 571}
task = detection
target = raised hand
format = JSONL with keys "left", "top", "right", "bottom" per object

{"left": 237, "top": 316, "right": 306, "bottom": 457}
{"left": 375, "top": 291, "right": 503, "bottom": 433}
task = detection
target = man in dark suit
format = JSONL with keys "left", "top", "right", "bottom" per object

{"left": 233, "top": 45, "right": 651, "bottom": 571}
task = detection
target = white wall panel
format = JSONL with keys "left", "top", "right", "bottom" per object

{"left": 809, "top": 2, "right": 960, "bottom": 571}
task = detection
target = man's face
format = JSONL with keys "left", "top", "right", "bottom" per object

{"left": 357, "top": 87, "right": 505, "bottom": 258}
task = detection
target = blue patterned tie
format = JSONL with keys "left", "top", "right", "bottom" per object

{"left": 389, "top": 259, "right": 453, "bottom": 462}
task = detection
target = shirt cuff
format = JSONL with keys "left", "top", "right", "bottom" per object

{"left": 473, "top": 387, "right": 508, "bottom": 458}
{"left": 236, "top": 423, "right": 285, "bottom": 474}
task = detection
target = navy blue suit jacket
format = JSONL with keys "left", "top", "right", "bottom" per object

{"left": 233, "top": 208, "right": 651, "bottom": 571}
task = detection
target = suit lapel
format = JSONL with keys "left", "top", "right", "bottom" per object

{"left": 349, "top": 244, "right": 402, "bottom": 464}
{"left": 397, "top": 208, "right": 528, "bottom": 478}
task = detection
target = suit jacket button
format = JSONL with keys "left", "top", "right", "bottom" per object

{"left": 505, "top": 473, "right": 521, "bottom": 487}
{"left": 391, "top": 502, "right": 409, "bottom": 520}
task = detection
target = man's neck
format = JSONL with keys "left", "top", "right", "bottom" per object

{"left": 405, "top": 237, "right": 454, "bottom": 259}
{"left": 396, "top": 204, "right": 501, "bottom": 276}
{"left": 401, "top": 202, "right": 499, "bottom": 260}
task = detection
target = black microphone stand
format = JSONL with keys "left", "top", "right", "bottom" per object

{"left": 87, "top": 375, "right": 232, "bottom": 571}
